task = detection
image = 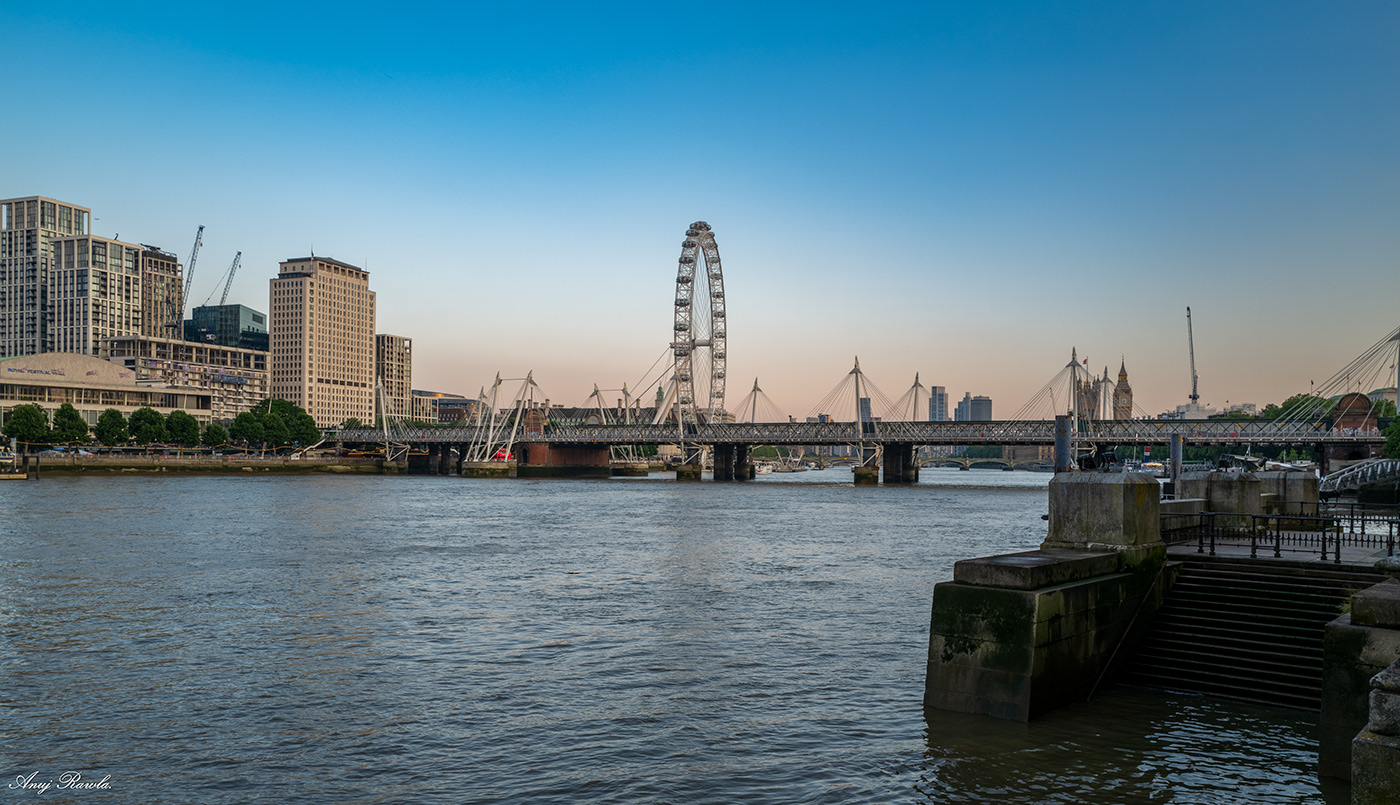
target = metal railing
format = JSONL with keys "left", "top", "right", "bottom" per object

{"left": 1160, "top": 510, "right": 1398, "bottom": 564}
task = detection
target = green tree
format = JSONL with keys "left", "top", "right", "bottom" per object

{"left": 166, "top": 410, "right": 201, "bottom": 448}
{"left": 2, "top": 403, "right": 49, "bottom": 449}
{"left": 341, "top": 417, "right": 363, "bottom": 429}
{"left": 50, "top": 403, "right": 90, "bottom": 443}
{"left": 129, "top": 407, "right": 168, "bottom": 445}
{"left": 262, "top": 412, "right": 290, "bottom": 448}
{"left": 251, "top": 397, "right": 322, "bottom": 448}
{"left": 95, "top": 408, "right": 129, "bottom": 446}
{"left": 203, "top": 422, "right": 228, "bottom": 448}
{"left": 228, "top": 411, "right": 264, "bottom": 447}
{"left": 1385, "top": 419, "right": 1400, "bottom": 460}
{"left": 288, "top": 410, "right": 321, "bottom": 447}
{"left": 1276, "top": 394, "right": 1333, "bottom": 419}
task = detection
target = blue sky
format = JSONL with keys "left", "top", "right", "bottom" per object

{"left": 7, "top": 2, "right": 1398, "bottom": 416}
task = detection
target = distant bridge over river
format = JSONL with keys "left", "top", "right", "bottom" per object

{"left": 337, "top": 418, "right": 1384, "bottom": 448}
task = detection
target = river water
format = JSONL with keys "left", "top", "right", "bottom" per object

{"left": 1, "top": 468, "right": 1344, "bottom": 803}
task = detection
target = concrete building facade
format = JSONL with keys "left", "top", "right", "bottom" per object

{"left": 50, "top": 234, "right": 144, "bottom": 356}
{"left": 0, "top": 352, "right": 211, "bottom": 429}
{"left": 140, "top": 247, "right": 183, "bottom": 339}
{"left": 0, "top": 196, "right": 92, "bottom": 357}
{"left": 375, "top": 334, "right": 412, "bottom": 421}
{"left": 269, "top": 257, "right": 376, "bottom": 428}
{"left": 103, "top": 335, "right": 269, "bottom": 421}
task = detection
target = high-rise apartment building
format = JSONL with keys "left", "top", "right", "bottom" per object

{"left": 929, "top": 385, "right": 948, "bottom": 421}
{"left": 0, "top": 196, "right": 91, "bottom": 356}
{"left": 50, "top": 234, "right": 144, "bottom": 355}
{"left": 139, "top": 247, "right": 183, "bottom": 338}
{"left": 269, "top": 256, "right": 376, "bottom": 427}
{"left": 375, "top": 334, "right": 412, "bottom": 421}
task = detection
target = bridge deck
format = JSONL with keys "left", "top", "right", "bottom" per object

{"left": 337, "top": 419, "right": 1383, "bottom": 447}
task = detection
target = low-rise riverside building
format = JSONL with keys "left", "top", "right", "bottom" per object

{"left": 410, "top": 389, "right": 466, "bottom": 423}
{"left": 0, "top": 352, "right": 212, "bottom": 429}
{"left": 102, "top": 335, "right": 268, "bottom": 421}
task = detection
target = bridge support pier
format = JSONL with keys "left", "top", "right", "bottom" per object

{"left": 734, "top": 445, "right": 754, "bottom": 480}
{"left": 438, "top": 445, "right": 451, "bottom": 475}
{"left": 456, "top": 444, "right": 466, "bottom": 476}
{"left": 676, "top": 459, "right": 703, "bottom": 481}
{"left": 713, "top": 444, "right": 735, "bottom": 481}
{"left": 518, "top": 444, "right": 611, "bottom": 478}
{"left": 883, "top": 443, "right": 919, "bottom": 483}
{"left": 854, "top": 445, "right": 880, "bottom": 485}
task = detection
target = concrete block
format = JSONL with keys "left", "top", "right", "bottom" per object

{"left": 1368, "top": 689, "right": 1400, "bottom": 735}
{"left": 1320, "top": 614, "right": 1400, "bottom": 779}
{"left": 1045, "top": 473, "right": 1161, "bottom": 551}
{"left": 1351, "top": 732, "right": 1400, "bottom": 805}
{"left": 1353, "top": 579, "right": 1400, "bottom": 629}
{"left": 1207, "top": 471, "right": 1263, "bottom": 516}
{"left": 926, "top": 560, "right": 1168, "bottom": 722}
{"left": 952, "top": 549, "right": 1120, "bottom": 590}
{"left": 1159, "top": 498, "right": 1206, "bottom": 516}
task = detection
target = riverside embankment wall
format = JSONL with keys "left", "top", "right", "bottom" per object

{"left": 20, "top": 455, "right": 405, "bottom": 475}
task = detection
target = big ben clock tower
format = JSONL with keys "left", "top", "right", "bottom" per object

{"left": 1113, "top": 358, "right": 1133, "bottom": 420}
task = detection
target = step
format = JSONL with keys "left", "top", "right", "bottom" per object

{"left": 1121, "top": 669, "right": 1320, "bottom": 710}
{"left": 1133, "top": 644, "right": 1322, "bottom": 680}
{"left": 1147, "top": 609, "right": 1331, "bottom": 638}
{"left": 1147, "top": 632, "right": 1323, "bottom": 661}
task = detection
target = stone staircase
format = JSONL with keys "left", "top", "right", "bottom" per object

{"left": 1122, "top": 556, "right": 1385, "bottom": 710}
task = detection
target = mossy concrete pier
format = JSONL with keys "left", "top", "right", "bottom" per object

{"left": 925, "top": 473, "right": 1171, "bottom": 721}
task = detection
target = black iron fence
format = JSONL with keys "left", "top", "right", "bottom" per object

{"left": 1160, "top": 510, "right": 1399, "bottom": 564}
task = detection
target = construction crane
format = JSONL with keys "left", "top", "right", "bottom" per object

{"left": 219, "top": 252, "right": 242, "bottom": 306}
{"left": 202, "top": 252, "right": 243, "bottom": 307}
{"left": 1186, "top": 306, "right": 1200, "bottom": 405}
{"left": 176, "top": 225, "right": 205, "bottom": 328}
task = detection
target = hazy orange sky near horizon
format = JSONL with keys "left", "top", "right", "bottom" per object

{"left": 6, "top": 2, "right": 1397, "bottom": 418}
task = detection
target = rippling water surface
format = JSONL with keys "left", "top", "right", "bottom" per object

{"left": 1, "top": 468, "right": 1342, "bottom": 803}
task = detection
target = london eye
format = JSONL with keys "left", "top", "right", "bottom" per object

{"left": 672, "top": 221, "right": 727, "bottom": 426}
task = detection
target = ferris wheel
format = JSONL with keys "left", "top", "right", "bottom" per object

{"left": 672, "top": 221, "right": 727, "bottom": 426}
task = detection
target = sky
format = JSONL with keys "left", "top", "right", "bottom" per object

{"left": 6, "top": 2, "right": 1398, "bottom": 418}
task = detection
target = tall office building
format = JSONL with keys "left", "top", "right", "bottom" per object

{"left": 0, "top": 196, "right": 92, "bottom": 356}
{"left": 858, "top": 396, "right": 873, "bottom": 423}
{"left": 929, "top": 385, "right": 948, "bottom": 421}
{"left": 269, "top": 256, "right": 376, "bottom": 427}
{"left": 375, "top": 334, "right": 412, "bottom": 421}
{"left": 970, "top": 395, "right": 993, "bottom": 421}
{"left": 139, "top": 247, "right": 183, "bottom": 338}
{"left": 50, "top": 233, "right": 144, "bottom": 355}
{"left": 954, "top": 392, "right": 972, "bottom": 421}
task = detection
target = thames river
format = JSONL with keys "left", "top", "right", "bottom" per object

{"left": 1, "top": 469, "right": 1342, "bottom": 803}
